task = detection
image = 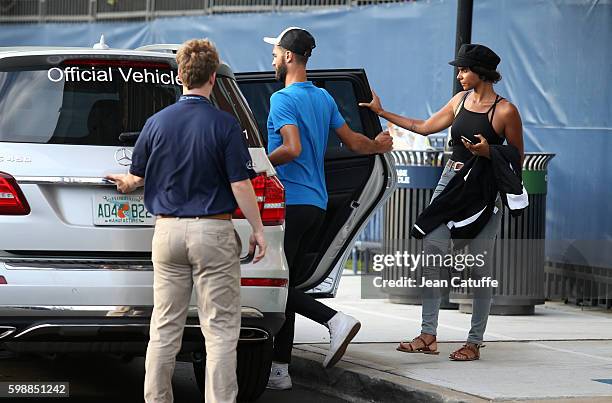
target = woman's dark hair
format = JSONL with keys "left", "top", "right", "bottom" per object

{"left": 470, "top": 65, "right": 502, "bottom": 83}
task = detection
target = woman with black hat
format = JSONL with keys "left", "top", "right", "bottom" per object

{"left": 360, "top": 43, "right": 524, "bottom": 361}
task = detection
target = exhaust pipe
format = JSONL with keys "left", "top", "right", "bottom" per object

{"left": 239, "top": 327, "right": 269, "bottom": 342}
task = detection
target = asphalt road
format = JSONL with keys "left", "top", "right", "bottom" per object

{"left": 0, "top": 350, "right": 346, "bottom": 403}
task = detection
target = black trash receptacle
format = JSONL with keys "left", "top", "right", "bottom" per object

{"left": 382, "top": 150, "right": 458, "bottom": 306}
{"left": 449, "top": 153, "right": 555, "bottom": 315}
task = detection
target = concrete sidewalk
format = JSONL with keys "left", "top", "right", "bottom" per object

{"left": 291, "top": 274, "right": 612, "bottom": 402}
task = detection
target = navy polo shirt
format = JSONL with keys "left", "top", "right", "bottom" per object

{"left": 129, "top": 94, "right": 254, "bottom": 217}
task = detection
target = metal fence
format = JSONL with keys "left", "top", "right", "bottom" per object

{"left": 0, "top": 0, "right": 411, "bottom": 23}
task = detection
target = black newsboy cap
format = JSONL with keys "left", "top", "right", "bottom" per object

{"left": 449, "top": 43, "right": 500, "bottom": 70}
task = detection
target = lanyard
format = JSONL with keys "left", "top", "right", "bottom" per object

{"left": 179, "top": 95, "right": 211, "bottom": 103}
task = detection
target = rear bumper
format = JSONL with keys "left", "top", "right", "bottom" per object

{"left": 0, "top": 305, "right": 284, "bottom": 354}
{"left": 0, "top": 253, "right": 288, "bottom": 325}
{"left": 0, "top": 226, "right": 288, "bottom": 354}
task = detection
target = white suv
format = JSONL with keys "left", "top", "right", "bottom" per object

{"left": 0, "top": 44, "right": 395, "bottom": 401}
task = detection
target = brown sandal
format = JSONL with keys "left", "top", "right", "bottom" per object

{"left": 396, "top": 335, "right": 439, "bottom": 355}
{"left": 449, "top": 343, "right": 483, "bottom": 361}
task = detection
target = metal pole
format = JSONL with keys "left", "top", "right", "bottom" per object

{"left": 38, "top": 0, "right": 46, "bottom": 24}
{"left": 440, "top": 0, "right": 473, "bottom": 311}
{"left": 145, "top": 0, "right": 153, "bottom": 21}
{"left": 445, "top": 0, "right": 474, "bottom": 152}
{"left": 89, "top": 0, "right": 97, "bottom": 22}
{"left": 452, "top": 0, "right": 473, "bottom": 95}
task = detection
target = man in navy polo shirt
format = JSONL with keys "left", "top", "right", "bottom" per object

{"left": 107, "top": 39, "right": 266, "bottom": 403}
{"left": 263, "top": 27, "right": 393, "bottom": 389}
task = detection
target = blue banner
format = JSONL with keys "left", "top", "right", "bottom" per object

{"left": 396, "top": 166, "right": 445, "bottom": 189}
{"left": 1, "top": 0, "right": 610, "bottom": 265}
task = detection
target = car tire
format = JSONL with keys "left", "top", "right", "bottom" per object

{"left": 192, "top": 337, "right": 273, "bottom": 402}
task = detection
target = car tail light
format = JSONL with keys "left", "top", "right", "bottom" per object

{"left": 241, "top": 278, "right": 288, "bottom": 287}
{"left": 0, "top": 276, "right": 6, "bottom": 285}
{"left": 0, "top": 172, "right": 30, "bottom": 215}
{"left": 233, "top": 174, "right": 285, "bottom": 226}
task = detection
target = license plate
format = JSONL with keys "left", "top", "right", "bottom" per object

{"left": 93, "top": 194, "right": 155, "bottom": 226}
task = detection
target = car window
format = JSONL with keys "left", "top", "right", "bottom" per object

{"left": 0, "top": 59, "right": 180, "bottom": 146}
{"left": 237, "top": 76, "right": 365, "bottom": 152}
{"left": 236, "top": 81, "right": 283, "bottom": 147}
{"left": 313, "top": 79, "right": 365, "bottom": 149}
{"left": 213, "top": 76, "right": 263, "bottom": 147}
{"left": 0, "top": 56, "right": 259, "bottom": 147}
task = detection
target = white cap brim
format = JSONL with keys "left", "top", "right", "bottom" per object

{"left": 263, "top": 26, "right": 304, "bottom": 46}
{"left": 263, "top": 37, "right": 278, "bottom": 45}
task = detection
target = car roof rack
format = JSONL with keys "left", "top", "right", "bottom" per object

{"left": 134, "top": 44, "right": 181, "bottom": 53}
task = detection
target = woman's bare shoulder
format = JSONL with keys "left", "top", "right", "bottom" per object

{"left": 497, "top": 98, "right": 520, "bottom": 118}
{"left": 449, "top": 90, "right": 470, "bottom": 109}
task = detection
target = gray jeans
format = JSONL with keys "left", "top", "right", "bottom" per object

{"left": 420, "top": 165, "right": 502, "bottom": 344}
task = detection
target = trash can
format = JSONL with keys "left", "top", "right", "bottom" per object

{"left": 449, "top": 152, "right": 555, "bottom": 315}
{"left": 382, "top": 150, "right": 456, "bottom": 306}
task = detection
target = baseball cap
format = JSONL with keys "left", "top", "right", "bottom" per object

{"left": 448, "top": 43, "right": 501, "bottom": 70}
{"left": 263, "top": 27, "right": 316, "bottom": 57}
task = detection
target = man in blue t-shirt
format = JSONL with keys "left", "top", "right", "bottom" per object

{"left": 107, "top": 39, "right": 266, "bottom": 403}
{"left": 263, "top": 27, "right": 393, "bottom": 389}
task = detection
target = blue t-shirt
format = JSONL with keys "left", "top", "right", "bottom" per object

{"left": 130, "top": 94, "right": 254, "bottom": 217}
{"left": 267, "top": 81, "right": 345, "bottom": 210}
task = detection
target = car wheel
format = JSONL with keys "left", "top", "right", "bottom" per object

{"left": 192, "top": 337, "right": 273, "bottom": 402}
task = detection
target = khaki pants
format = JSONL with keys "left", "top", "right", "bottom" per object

{"left": 144, "top": 217, "right": 241, "bottom": 403}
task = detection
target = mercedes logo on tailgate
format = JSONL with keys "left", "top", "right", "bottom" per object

{"left": 114, "top": 148, "right": 133, "bottom": 166}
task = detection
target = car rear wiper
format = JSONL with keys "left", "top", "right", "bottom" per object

{"left": 118, "top": 131, "right": 140, "bottom": 144}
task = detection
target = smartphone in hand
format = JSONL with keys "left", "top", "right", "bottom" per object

{"left": 461, "top": 135, "right": 475, "bottom": 145}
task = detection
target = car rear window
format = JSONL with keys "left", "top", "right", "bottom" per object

{"left": 0, "top": 55, "right": 262, "bottom": 147}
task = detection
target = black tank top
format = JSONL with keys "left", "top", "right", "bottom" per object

{"left": 450, "top": 91, "right": 505, "bottom": 162}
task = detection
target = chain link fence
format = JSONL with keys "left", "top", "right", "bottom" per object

{"left": 0, "top": 0, "right": 411, "bottom": 23}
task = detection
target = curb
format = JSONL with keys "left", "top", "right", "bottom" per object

{"left": 291, "top": 347, "right": 487, "bottom": 403}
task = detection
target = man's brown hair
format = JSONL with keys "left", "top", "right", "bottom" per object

{"left": 176, "top": 39, "right": 220, "bottom": 90}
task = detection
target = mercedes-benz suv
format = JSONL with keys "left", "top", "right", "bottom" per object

{"left": 0, "top": 43, "right": 395, "bottom": 401}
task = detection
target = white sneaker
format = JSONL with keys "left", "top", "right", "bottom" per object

{"left": 323, "top": 312, "right": 361, "bottom": 368}
{"left": 266, "top": 362, "right": 292, "bottom": 390}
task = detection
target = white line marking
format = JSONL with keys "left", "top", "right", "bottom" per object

{"left": 331, "top": 302, "right": 513, "bottom": 339}
{"left": 528, "top": 342, "right": 612, "bottom": 363}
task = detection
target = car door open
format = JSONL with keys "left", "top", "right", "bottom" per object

{"left": 236, "top": 69, "right": 397, "bottom": 297}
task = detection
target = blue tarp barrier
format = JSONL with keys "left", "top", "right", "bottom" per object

{"left": 1, "top": 0, "right": 610, "bottom": 266}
